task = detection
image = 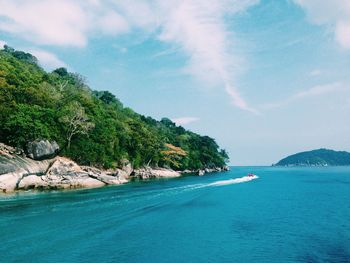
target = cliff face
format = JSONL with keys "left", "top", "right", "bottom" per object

{"left": 0, "top": 143, "right": 126, "bottom": 192}
{"left": 0, "top": 143, "right": 182, "bottom": 193}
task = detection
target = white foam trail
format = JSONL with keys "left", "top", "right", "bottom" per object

{"left": 138, "top": 175, "right": 259, "bottom": 200}
{"left": 208, "top": 175, "right": 258, "bottom": 186}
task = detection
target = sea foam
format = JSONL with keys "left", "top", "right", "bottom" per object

{"left": 208, "top": 175, "right": 258, "bottom": 187}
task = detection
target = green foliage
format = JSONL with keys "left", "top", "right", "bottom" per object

{"left": 276, "top": 149, "right": 350, "bottom": 166}
{"left": 0, "top": 47, "right": 229, "bottom": 169}
{"left": 2, "top": 104, "right": 59, "bottom": 147}
{"left": 58, "top": 101, "right": 95, "bottom": 149}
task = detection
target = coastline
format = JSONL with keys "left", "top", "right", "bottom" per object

{"left": 0, "top": 143, "right": 229, "bottom": 193}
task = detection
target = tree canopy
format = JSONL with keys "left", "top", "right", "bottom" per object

{"left": 0, "top": 47, "right": 229, "bottom": 170}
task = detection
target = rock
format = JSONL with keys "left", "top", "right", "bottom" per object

{"left": 0, "top": 144, "right": 53, "bottom": 192}
{"left": 121, "top": 160, "right": 133, "bottom": 177}
{"left": 41, "top": 173, "right": 105, "bottom": 189}
{"left": 111, "top": 169, "right": 129, "bottom": 183}
{"left": 41, "top": 157, "right": 105, "bottom": 189}
{"left": 132, "top": 167, "right": 181, "bottom": 179}
{"left": 1, "top": 143, "right": 125, "bottom": 192}
{"left": 82, "top": 166, "right": 124, "bottom": 185}
{"left": 26, "top": 140, "right": 59, "bottom": 160}
{"left": 0, "top": 169, "right": 26, "bottom": 193}
{"left": 0, "top": 153, "right": 51, "bottom": 176}
{"left": 89, "top": 173, "right": 122, "bottom": 185}
{"left": 17, "top": 175, "right": 47, "bottom": 190}
{"left": 47, "top": 157, "right": 82, "bottom": 175}
{"left": 107, "top": 160, "right": 133, "bottom": 183}
{"left": 222, "top": 166, "right": 230, "bottom": 171}
{"left": 0, "top": 142, "right": 229, "bottom": 193}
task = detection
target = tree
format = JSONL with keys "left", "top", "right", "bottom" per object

{"left": 161, "top": 143, "right": 187, "bottom": 168}
{"left": 1, "top": 47, "right": 229, "bottom": 169}
{"left": 2, "top": 104, "right": 58, "bottom": 147}
{"left": 220, "top": 149, "right": 229, "bottom": 163}
{"left": 160, "top": 118, "right": 175, "bottom": 127}
{"left": 59, "top": 101, "right": 95, "bottom": 149}
{"left": 53, "top": 67, "right": 68, "bottom": 77}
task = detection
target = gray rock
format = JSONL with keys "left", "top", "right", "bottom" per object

{"left": 17, "top": 174, "right": 48, "bottom": 190}
{"left": 0, "top": 169, "right": 26, "bottom": 193}
{"left": 222, "top": 166, "right": 230, "bottom": 171}
{"left": 0, "top": 154, "right": 52, "bottom": 176}
{"left": 82, "top": 166, "right": 124, "bottom": 185}
{"left": 41, "top": 157, "right": 105, "bottom": 189}
{"left": 132, "top": 167, "right": 181, "bottom": 179}
{"left": 89, "top": 173, "right": 122, "bottom": 185}
{"left": 122, "top": 161, "right": 133, "bottom": 177}
{"left": 26, "top": 140, "right": 59, "bottom": 160}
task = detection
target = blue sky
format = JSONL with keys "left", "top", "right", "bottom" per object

{"left": 1, "top": 0, "right": 350, "bottom": 165}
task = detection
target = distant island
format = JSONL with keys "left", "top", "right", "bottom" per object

{"left": 274, "top": 149, "right": 350, "bottom": 166}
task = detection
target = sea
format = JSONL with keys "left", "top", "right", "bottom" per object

{"left": 0, "top": 166, "right": 349, "bottom": 263}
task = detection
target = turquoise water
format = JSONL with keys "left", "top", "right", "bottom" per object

{"left": 1, "top": 167, "right": 350, "bottom": 262}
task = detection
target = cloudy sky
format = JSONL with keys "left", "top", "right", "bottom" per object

{"left": 1, "top": 0, "right": 349, "bottom": 165}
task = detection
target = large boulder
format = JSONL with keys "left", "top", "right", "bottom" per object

{"left": 0, "top": 143, "right": 54, "bottom": 192}
{"left": 132, "top": 167, "right": 181, "bottom": 179}
{"left": 0, "top": 169, "right": 27, "bottom": 193}
{"left": 81, "top": 166, "right": 125, "bottom": 185}
{"left": 0, "top": 142, "right": 130, "bottom": 192}
{"left": 17, "top": 174, "right": 48, "bottom": 190}
{"left": 198, "top": 170, "right": 205, "bottom": 176}
{"left": 113, "top": 160, "right": 133, "bottom": 182}
{"left": 121, "top": 160, "right": 133, "bottom": 177}
{"left": 40, "top": 157, "right": 105, "bottom": 189}
{"left": 26, "top": 140, "right": 59, "bottom": 160}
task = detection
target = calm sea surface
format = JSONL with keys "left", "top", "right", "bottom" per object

{"left": 1, "top": 167, "right": 349, "bottom": 262}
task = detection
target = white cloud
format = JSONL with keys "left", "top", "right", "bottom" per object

{"left": 294, "top": 82, "right": 344, "bottom": 98}
{"left": 156, "top": 0, "right": 260, "bottom": 113}
{"left": 335, "top": 21, "right": 350, "bottom": 48}
{"left": 97, "top": 11, "right": 129, "bottom": 36}
{"left": 172, "top": 117, "right": 199, "bottom": 126}
{"left": 0, "top": 0, "right": 133, "bottom": 47}
{"left": 0, "top": 0, "right": 260, "bottom": 113}
{"left": 293, "top": 0, "right": 350, "bottom": 49}
{"left": 30, "top": 49, "right": 67, "bottom": 70}
{"left": 310, "top": 69, "right": 321, "bottom": 76}
{"left": 0, "top": 39, "right": 6, "bottom": 48}
{"left": 0, "top": 0, "right": 88, "bottom": 46}
{"left": 262, "top": 82, "right": 346, "bottom": 109}
{"left": 114, "top": 0, "right": 157, "bottom": 31}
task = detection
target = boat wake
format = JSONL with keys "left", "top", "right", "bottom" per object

{"left": 170, "top": 175, "right": 259, "bottom": 192}
{"left": 208, "top": 175, "right": 259, "bottom": 187}
{"left": 138, "top": 175, "right": 259, "bottom": 200}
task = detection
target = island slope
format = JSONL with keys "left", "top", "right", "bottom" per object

{"left": 275, "top": 149, "right": 350, "bottom": 166}
{"left": 0, "top": 46, "right": 229, "bottom": 172}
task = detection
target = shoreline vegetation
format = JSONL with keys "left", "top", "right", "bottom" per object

{"left": 0, "top": 46, "right": 229, "bottom": 193}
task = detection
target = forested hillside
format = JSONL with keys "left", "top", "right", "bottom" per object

{"left": 275, "top": 149, "right": 350, "bottom": 166}
{"left": 0, "top": 46, "right": 228, "bottom": 170}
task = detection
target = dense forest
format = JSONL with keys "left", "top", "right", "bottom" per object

{"left": 0, "top": 46, "right": 229, "bottom": 170}
{"left": 275, "top": 149, "right": 350, "bottom": 166}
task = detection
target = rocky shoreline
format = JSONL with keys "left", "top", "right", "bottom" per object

{"left": 0, "top": 142, "right": 229, "bottom": 193}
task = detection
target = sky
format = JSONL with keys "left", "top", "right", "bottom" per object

{"left": 0, "top": 0, "right": 349, "bottom": 165}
